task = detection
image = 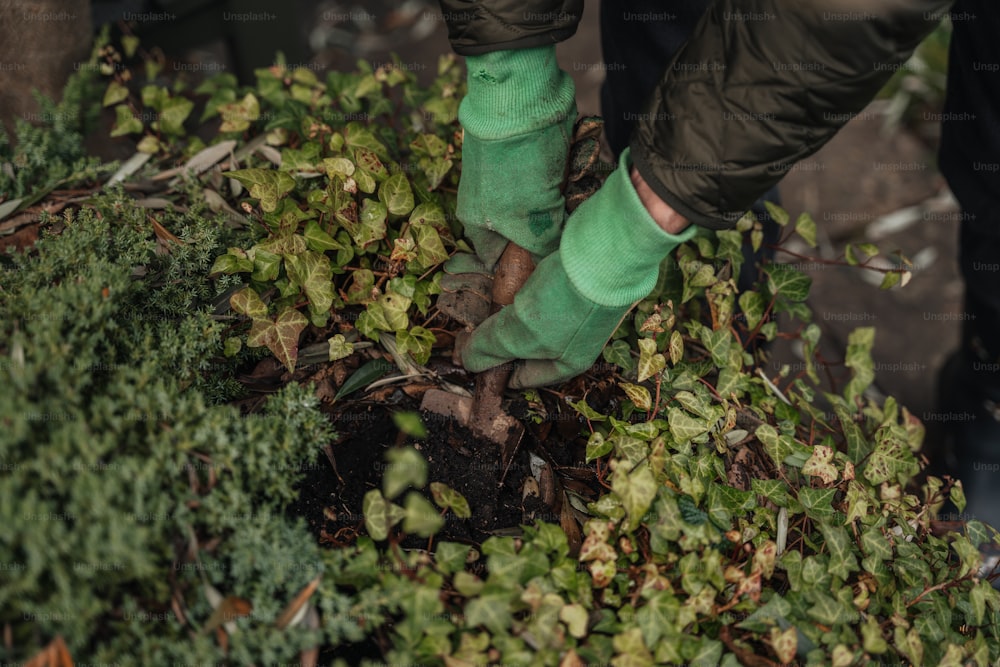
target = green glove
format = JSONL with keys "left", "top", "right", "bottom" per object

{"left": 460, "top": 150, "right": 697, "bottom": 388}
{"left": 454, "top": 45, "right": 576, "bottom": 269}
{"left": 439, "top": 45, "right": 576, "bottom": 326}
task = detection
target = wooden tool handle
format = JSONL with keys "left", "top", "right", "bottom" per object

{"left": 470, "top": 243, "right": 535, "bottom": 430}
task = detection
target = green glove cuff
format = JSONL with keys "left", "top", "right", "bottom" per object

{"left": 561, "top": 149, "right": 697, "bottom": 307}
{"left": 459, "top": 46, "right": 576, "bottom": 139}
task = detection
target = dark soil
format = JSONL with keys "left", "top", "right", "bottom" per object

{"left": 284, "top": 361, "right": 621, "bottom": 551}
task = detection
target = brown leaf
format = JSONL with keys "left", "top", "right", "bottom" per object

{"left": 275, "top": 575, "right": 322, "bottom": 630}
{"left": 559, "top": 648, "right": 585, "bottom": 667}
{"left": 150, "top": 215, "right": 184, "bottom": 244}
{"left": 201, "top": 596, "right": 253, "bottom": 634}
{"left": 560, "top": 491, "right": 583, "bottom": 557}
{"left": 24, "top": 636, "right": 73, "bottom": 667}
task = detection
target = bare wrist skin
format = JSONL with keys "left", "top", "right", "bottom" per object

{"left": 630, "top": 165, "right": 691, "bottom": 235}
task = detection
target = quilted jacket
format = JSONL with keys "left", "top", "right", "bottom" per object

{"left": 438, "top": 0, "right": 952, "bottom": 228}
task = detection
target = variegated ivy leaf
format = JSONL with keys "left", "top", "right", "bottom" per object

{"left": 620, "top": 382, "right": 652, "bottom": 412}
{"left": 362, "top": 489, "right": 405, "bottom": 541}
{"left": 218, "top": 92, "right": 260, "bottom": 133}
{"left": 229, "top": 286, "right": 268, "bottom": 319}
{"left": 637, "top": 338, "right": 666, "bottom": 383}
{"left": 328, "top": 334, "right": 353, "bottom": 361}
{"left": 226, "top": 167, "right": 295, "bottom": 212}
{"left": 802, "top": 445, "right": 838, "bottom": 484}
{"left": 246, "top": 307, "right": 309, "bottom": 372}
{"left": 430, "top": 481, "right": 471, "bottom": 519}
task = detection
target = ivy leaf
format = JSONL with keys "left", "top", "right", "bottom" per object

{"left": 844, "top": 327, "right": 876, "bottom": 403}
{"left": 560, "top": 603, "right": 589, "bottom": 639}
{"left": 466, "top": 592, "right": 515, "bottom": 635}
{"left": 738, "top": 291, "right": 766, "bottom": 330}
{"left": 844, "top": 479, "right": 872, "bottom": 523}
{"left": 246, "top": 307, "right": 308, "bottom": 371}
{"left": 345, "top": 268, "right": 375, "bottom": 304}
{"left": 323, "top": 157, "right": 355, "bottom": 179}
{"left": 604, "top": 339, "right": 635, "bottom": 373}
{"left": 765, "top": 201, "right": 790, "bottom": 226}
{"left": 666, "top": 330, "right": 683, "bottom": 366}
{"left": 700, "top": 327, "right": 731, "bottom": 367}
{"left": 613, "top": 463, "right": 657, "bottom": 531}
{"left": 383, "top": 446, "right": 428, "bottom": 500}
{"left": 223, "top": 337, "right": 242, "bottom": 357}
{"left": 637, "top": 338, "right": 666, "bottom": 382}
{"left": 612, "top": 434, "right": 647, "bottom": 467}
{"left": 766, "top": 263, "right": 812, "bottom": 302}
{"left": 250, "top": 247, "right": 282, "bottom": 282}
{"left": 209, "top": 252, "right": 253, "bottom": 276}
{"left": 353, "top": 148, "right": 389, "bottom": 193}
{"left": 157, "top": 96, "right": 194, "bottom": 136}
{"left": 571, "top": 399, "right": 607, "bottom": 422}
{"left": 807, "top": 591, "right": 854, "bottom": 626}
{"left": 403, "top": 492, "right": 445, "bottom": 537}
{"left": 430, "top": 482, "right": 472, "bottom": 519}
{"left": 281, "top": 143, "right": 321, "bottom": 172}
{"left": 668, "top": 407, "right": 709, "bottom": 445}
{"left": 434, "top": 542, "right": 471, "bottom": 576}
{"left": 421, "top": 157, "right": 454, "bottom": 190}
{"left": 769, "top": 627, "right": 798, "bottom": 665}
{"left": 819, "top": 522, "right": 859, "bottom": 580}
{"left": 620, "top": 382, "right": 652, "bottom": 412}
{"left": 950, "top": 481, "right": 967, "bottom": 513}
{"left": 227, "top": 168, "right": 296, "bottom": 212}
{"left": 585, "top": 432, "right": 612, "bottom": 462}
{"left": 285, "top": 251, "right": 334, "bottom": 317}
{"left": 218, "top": 93, "right": 260, "bottom": 132}
{"left": 864, "top": 426, "right": 919, "bottom": 485}
{"left": 396, "top": 326, "right": 436, "bottom": 365}
{"left": 362, "top": 489, "right": 404, "bottom": 541}
{"left": 861, "top": 615, "right": 889, "bottom": 654}
{"left": 344, "top": 122, "right": 390, "bottom": 158}
{"left": 613, "top": 628, "right": 655, "bottom": 667}
{"left": 328, "top": 334, "right": 353, "bottom": 361}
{"left": 795, "top": 212, "right": 817, "bottom": 247}
{"left": 103, "top": 81, "right": 129, "bottom": 107}
{"left": 230, "top": 287, "right": 268, "bottom": 319}
{"left": 378, "top": 172, "right": 415, "bottom": 216}
{"left": 349, "top": 198, "right": 388, "bottom": 248}
{"left": 798, "top": 487, "right": 837, "bottom": 520}
{"left": 111, "top": 104, "right": 143, "bottom": 136}
{"left": 392, "top": 411, "right": 427, "bottom": 439}
{"left": 410, "top": 223, "right": 449, "bottom": 270}
{"left": 410, "top": 133, "right": 448, "bottom": 158}
{"left": 802, "top": 445, "right": 838, "bottom": 484}
{"left": 122, "top": 34, "right": 140, "bottom": 57}
{"left": 677, "top": 494, "right": 708, "bottom": 525}
{"left": 860, "top": 525, "right": 892, "bottom": 561}
{"left": 636, "top": 591, "right": 679, "bottom": 648}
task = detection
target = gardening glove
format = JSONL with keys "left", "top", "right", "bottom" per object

{"left": 439, "top": 46, "right": 576, "bottom": 326}
{"left": 460, "top": 150, "right": 697, "bottom": 388}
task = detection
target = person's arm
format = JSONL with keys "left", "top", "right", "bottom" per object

{"left": 438, "top": 0, "right": 583, "bottom": 55}
{"left": 630, "top": 0, "right": 953, "bottom": 230}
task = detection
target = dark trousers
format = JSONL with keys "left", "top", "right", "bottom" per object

{"left": 940, "top": 0, "right": 1000, "bottom": 393}
{"left": 597, "top": 0, "right": 780, "bottom": 298}
{"left": 601, "top": 1, "right": 1000, "bottom": 393}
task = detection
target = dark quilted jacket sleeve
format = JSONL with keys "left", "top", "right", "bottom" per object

{"left": 630, "top": 0, "right": 953, "bottom": 229}
{"left": 437, "top": 0, "right": 584, "bottom": 55}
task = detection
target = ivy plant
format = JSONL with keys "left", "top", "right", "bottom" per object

{"left": 97, "top": 34, "right": 465, "bottom": 372}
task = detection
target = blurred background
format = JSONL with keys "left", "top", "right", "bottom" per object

{"left": 1, "top": 0, "right": 961, "bottom": 426}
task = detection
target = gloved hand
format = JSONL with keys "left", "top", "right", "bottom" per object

{"left": 460, "top": 150, "right": 697, "bottom": 388}
{"left": 439, "top": 46, "right": 576, "bottom": 326}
